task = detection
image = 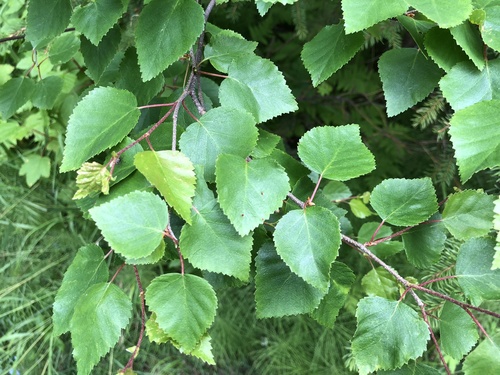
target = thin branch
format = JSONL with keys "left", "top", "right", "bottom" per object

{"left": 172, "top": 74, "right": 195, "bottom": 151}
{"left": 287, "top": 192, "right": 305, "bottom": 209}
{"left": 464, "top": 307, "right": 492, "bottom": 341}
{"left": 308, "top": 174, "right": 322, "bottom": 205}
{"left": 0, "top": 27, "right": 76, "bottom": 43}
{"left": 109, "top": 263, "right": 126, "bottom": 284}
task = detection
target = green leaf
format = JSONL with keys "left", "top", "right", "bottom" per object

{"left": 378, "top": 48, "right": 443, "bottom": 116}
{"left": 377, "top": 362, "right": 441, "bottom": 375}
{"left": 180, "top": 178, "right": 253, "bottom": 281}
{"left": 311, "top": 262, "right": 355, "bottom": 327}
{"left": 60, "top": 87, "right": 140, "bottom": 172}
{"left": 351, "top": 296, "right": 429, "bottom": 375}
{"left": 358, "top": 222, "right": 404, "bottom": 258}
{"left": 456, "top": 237, "right": 500, "bottom": 305}
{"left": 462, "top": 332, "right": 500, "bottom": 375}
{"left": 439, "top": 302, "right": 479, "bottom": 360}
{"left": 402, "top": 216, "right": 446, "bottom": 268}
{"left": 205, "top": 31, "right": 258, "bottom": 73}
{"left": 145, "top": 273, "right": 217, "bottom": 352}
{"left": 361, "top": 267, "right": 400, "bottom": 300}
{"left": 49, "top": 33, "right": 81, "bottom": 64}
{"left": 341, "top": 0, "right": 408, "bottom": 34}
{"left": 481, "top": 3, "right": 500, "bottom": 52}
{"left": 349, "top": 198, "right": 375, "bottom": 219}
{"left": 53, "top": 244, "right": 109, "bottom": 336}
{"left": 270, "top": 149, "right": 310, "bottom": 187}
{"left": 494, "top": 196, "right": 500, "bottom": 270}
{"left": 32, "top": 76, "right": 64, "bottom": 109}
{"left": 424, "top": 27, "right": 469, "bottom": 72}
{"left": 370, "top": 178, "right": 438, "bottom": 226}
{"left": 89, "top": 191, "right": 169, "bottom": 259}
{"left": 125, "top": 240, "right": 165, "bottom": 265}
{"left": 71, "top": 282, "right": 132, "bottom": 375}
{"left": 80, "top": 26, "right": 122, "bottom": 83}
{"left": 449, "top": 100, "right": 500, "bottom": 182}
{"left": 405, "top": 0, "right": 473, "bottom": 28}
{"left": 135, "top": 150, "right": 196, "bottom": 224}
{"left": 274, "top": 206, "right": 341, "bottom": 292}
{"left": 297, "top": 125, "right": 375, "bottom": 181}
{"left": 74, "top": 161, "right": 113, "bottom": 200}
{"left": 440, "top": 60, "right": 500, "bottom": 111}
{"left": 216, "top": 155, "right": 290, "bottom": 236}
{"left": 179, "top": 107, "right": 258, "bottom": 182}
{"left": 219, "top": 54, "right": 298, "bottom": 123}
{"left": 450, "top": 21, "right": 485, "bottom": 70}
{"left": 442, "top": 190, "right": 495, "bottom": 240}
{"left": 26, "top": 0, "right": 72, "bottom": 47}
{"left": 135, "top": 0, "right": 204, "bottom": 81}
{"left": 251, "top": 129, "right": 281, "bottom": 159}
{"left": 322, "top": 181, "right": 352, "bottom": 202}
{"left": 71, "top": 0, "right": 127, "bottom": 45}
{"left": 397, "top": 15, "right": 436, "bottom": 56}
{"left": 255, "top": 242, "right": 325, "bottom": 318}
{"left": 301, "top": 23, "right": 364, "bottom": 87}
{"left": 19, "top": 154, "right": 51, "bottom": 187}
{"left": 0, "top": 78, "right": 35, "bottom": 120}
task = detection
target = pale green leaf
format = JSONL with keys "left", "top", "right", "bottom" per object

{"left": 135, "top": 150, "right": 196, "bottom": 224}
{"left": 0, "top": 65, "right": 14, "bottom": 86}
{"left": 462, "top": 333, "right": 500, "bottom": 375}
{"left": 251, "top": 129, "right": 281, "bottom": 159}
{"left": 424, "top": 27, "right": 469, "bottom": 73}
{"left": 297, "top": 125, "right": 375, "bottom": 181}
{"left": 377, "top": 362, "right": 441, "bottom": 375}
{"left": 351, "top": 296, "right": 429, "bottom": 375}
{"left": 0, "top": 78, "right": 35, "bottom": 120}
{"left": 456, "top": 237, "right": 500, "bottom": 305}
{"left": 439, "top": 302, "right": 479, "bottom": 360}
{"left": 349, "top": 198, "right": 375, "bottom": 219}
{"left": 493, "top": 196, "right": 500, "bottom": 270}
{"left": 442, "top": 190, "right": 495, "bottom": 240}
{"left": 361, "top": 267, "right": 400, "bottom": 300}
{"left": 449, "top": 100, "right": 500, "bottom": 182}
{"left": 32, "top": 76, "right": 63, "bottom": 109}
{"left": 274, "top": 206, "right": 341, "bottom": 292}
{"left": 311, "top": 262, "right": 355, "bottom": 327}
{"left": 402, "top": 216, "right": 446, "bottom": 268}
{"left": 136, "top": 0, "right": 204, "bottom": 81}
{"left": 26, "top": 0, "right": 72, "bottom": 47}
{"left": 301, "top": 23, "right": 364, "bottom": 86}
{"left": 378, "top": 48, "right": 443, "bottom": 116}
{"left": 370, "top": 178, "right": 438, "bottom": 226}
{"left": 219, "top": 54, "right": 298, "bottom": 123}
{"left": 482, "top": 3, "right": 500, "bottom": 52}
{"left": 145, "top": 273, "right": 217, "bottom": 352}
{"left": 89, "top": 191, "right": 169, "bottom": 259}
{"left": 71, "top": 282, "right": 132, "bottom": 375}
{"left": 60, "top": 87, "right": 140, "bottom": 172}
{"left": 71, "top": 0, "right": 127, "bottom": 45}
{"left": 53, "top": 244, "right": 108, "bottom": 336}
{"left": 255, "top": 242, "right": 325, "bottom": 318}
{"left": 342, "top": 0, "right": 408, "bottom": 34}
{"left": 49, "top": 33, "right": 81, "bottom": 65}
{"left": 255, "top": 0, "right": 273, "bottom": 16}
{"left": 216, "top": 155, "right": 290, "bottom": 236}
{"left": 405, "top": 0, "right": 473, "bottom": 28}
{"left": 358, "top": 222, "right": 404, "bottom": 258}
{"left": 179, "top": 107, "right": 258, "bottom": 182}
{"left": 125, "top": 240, "right": 165, "bottom": 265}
{"left": 19, "top": 154, "right": 51, "bottom": 187}
{"left": 322, "top": 181, "right": 352, "bottom": 202}
{"left": 450, "top": 22, "right": 485, "bottom": 70}
{"left": 440, "top": 60, "right": 500, "bottom": 111}
{"left": 205, "top": 32, "right": 258, "bottom": 73}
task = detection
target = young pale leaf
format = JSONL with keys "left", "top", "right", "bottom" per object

{"left": 71, "top": 0, "right": 127, "bottom": 45}
{"left": 216, "top": 155, "right": 290, "bottom": 236}
{"left": 450, "top": 21, "right": 485, "bottom": 70}
{"left": 179, "top": 107, "right": 258, "bottom": 182}
{"left": 297, "top": 125, "right": 375, "bottom": 181}
{"left": 424, "top": 27, "right": 469, "bottom": 73}
{"left": 311, "top": 262, "right": 355, "bottom": 327}
{"left": 204, "top": 32, "right": 258, "bottom": 73}
{"left": 73, "top": 162, "right": 113, "bottom": 200}
{"left": 0, "top": 78, "right": 35, "bottom": 120}
{"left": 32, "top": 76, "right": 64, "bottom": 109}
{"left": 60, "top": 87, "right": 140, "bottom": 172}
{"left": 219, "top": 54, "right": 298, "bottom": 123}
{"left": 53, "top": 244, "right": 108, "bottom": 336}
{"left": 89, "top": 191, "right": 169, "bottom": 259}
{"left": 255, "top": 242, "right": 325, "bottom": 318}
{"left": 71, "top": 282, "right": 132, "bottom": 375}
{"left": 442, "top": 190, "right": 495, "bottom": 240}
{"left": 301, "top": 23, "right": 364, "bottom": 87}
{"left": 440, "top": 60, "right": 500, "bottom": 111}
{"left": 377, "top": 362, "right": 441, "bottom": 375}
{"left": 135, "top": 150, "right": 196, "bottom": 224}
{"left": 462, "top": 332, "right": 500, "bottom": 374}
{"left": 370, "top": 178, "right": 438, "bottom": 226}
{"left": 274, "top": 206, "right": 341, "bottom": 292}
{"left": 26, "top": 0, "right": 71, "bottom": 47}
{"left": 341, "top": 0, "right": 408, "bottom": 34}
{"left": 145, "top": 274, "right": 217, "bottom": 352}
{"left": 361, "top": 267, "right": 400, "bottom": 300}
{"left": 351, "top": 296, "right": 429, "bottom": 375}
{"left": 405, "top": 0, "right": 473, "bottom": 28}
{"left": 449, "top": 100, "right": 500, "bottom": 182}
{"left": 19, "top": 154, "right": 51, "bottom": 187}
{"left": 456, "top": 237, "right": 500, "bottom": 305}
{"left": 135, "top": 0, "right": 204, "bottom": 81}
{"left": 402, "top": 217, "right": 446, "bottom": 268}
{"left": 49, "top": 33, "right": 81, "bottom": 64}
{"left": 439, "top": 302, "right": 478, "bottom": 360}
{"left": 378, "top": 48, "right": 443, "bottom": 117}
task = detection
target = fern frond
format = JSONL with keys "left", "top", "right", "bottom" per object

{"left": 291, "top": 0, "right": 308, "bottom": 40}
{"left": 411, "top": 91, "right": 446, "bottom": 130}
{"left": 363, "top": 20, "right": 403, "bottom": 49}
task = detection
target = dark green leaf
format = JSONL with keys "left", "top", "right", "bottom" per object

{"left": 251, "top": 129, "right": 281, "bottom": 159}
{"left": 322, "top": 181, "right": 352, "bottom": 202}
{"left": 450, "top": 21, "right": 485, "bottom": 70}
{"left": 26, "top": 0, "right": 72, "bottom": 47}
{"left": 270, "top": 149, "right": 310, "bottom": 187}
{"left": 439, "top": 302, "right": 478, "bottom": 360}
{"left": 402, "top": 216, "right": 446, "bottom": 268}
{"left": 0, "top": 78, "right": 35, "bottom": 120}
{"left": 425, "top": 27, "right": 469, "bottom": 72}
{"left": 377, "top": 362, "right": 441, "bottom": 375}
{"left": 341, "top": 0, "right": 408, "bottom": 34}
{"left": 205, "top": 31, "right": 258, "bottom": 73}
{"left": 49, "top": 33, "right": 81, "bottom": 64}
{"left": 358, "top": 222, "right": 404, "bottom": 258}
{"left": 32, "top": 76, "right": 63, "bottom": 109}
{"left": 397, "top": 15, "right": 436, "bottom": 56}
